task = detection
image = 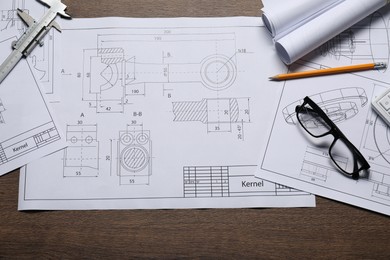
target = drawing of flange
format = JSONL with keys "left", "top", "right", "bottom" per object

{"left": 313, "top": 101, "right": 359, "bottom": 127}
{"left": 373, "top": 115, "right": 390, "bottom": 165}
{"left": 200, "top": 55, "right": 237, "bottom": 91}
{"left": 282, "top": 88, "right": 368, "bottom": 126}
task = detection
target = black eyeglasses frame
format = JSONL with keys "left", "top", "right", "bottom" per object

{"left": 295, "top": 96, "right": 370, "bottom": 180}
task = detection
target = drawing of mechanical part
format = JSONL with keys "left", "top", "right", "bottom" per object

{"left": 28, "top": 29, "right": 56, "bottom": 94}
{"left": 373, "top": 115, "right": 390, "bottom": 165}
{"left": 282, "top": 88, "right": 368, "bottom": 126}
{"left": 118, "top": 128, "right": 152, "bottom": 185}
{"left": 118, "top": 53, "right": 237, "bottom": 91}
{"left": 63, "top": 124, "right": 99, "bottom": 177}
{"left": 318, "top": 12, "right": 389, "bottom": 69}
{"left": 370, "top": 167, "right": 390, "bottom": 201}
{"left": 83, "top": 47, "right": 237, "bottom": 113}
{"left": 0, "top": 0, "right": 27, "bottom": 33}
{"left": 369, "top": 115, "right": 390, "bottom": 199}
{"left": 363, "top": 114, "right": 390, "bottom": 199}
{"left": 172, "top": 98, "right": 250, "bottom": 135}
{"left": 300, "top": 146, "right": 346, "bottom": 182}
{"left": 96, "top": 32, "right": 238, "bottom": 91}
{"left": 1, "top": 1, "right": 55, "bottom": 94}
{"left": 0, "top": 98, "right": 5, "bottom": 124}
{"left": 371, "top": 170, "right": 390, "bottom": 201}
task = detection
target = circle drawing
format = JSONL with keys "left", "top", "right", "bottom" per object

{"left": 120, "top": 133, "right": 134, "bottom": 146}
{"left": 70, "top": 136, "right": 78, "bottom": 143}
{"left": 200, "top": 55, "right": 237, "bottom": 91}
{"left": 85, "top": 136, "right": 94, "bottom": 144}
{"left": 120, "top": 145, "right": 150, "bottom": 172}
{"left": 136, "top": 132, "right": 149, "bottom": 145}
{"left": 373, "top": 115, "right": 390, "bottom": 165}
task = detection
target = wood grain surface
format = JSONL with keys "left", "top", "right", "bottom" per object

{"left": 1, "top": 1, "right": 389, "bottom": 258}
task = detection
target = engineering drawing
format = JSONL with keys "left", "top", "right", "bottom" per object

{"left": 18, "top": 16, "right": 318, "bottom": 210}
{"left": 362, "top": 98, "right": 390, "bottom": 167}
{"left": 183, "top": 166, "right": 308, "bottom": 198}
{"left": 370, "top": 168, "right": 390, "bottom": 201}
{"left": 0, "top": 0, "right": 56, "bottom": 94}
{"left": 295, "top": 85, "right": 390, "bottom": 200}
{"left": 282, "top": 88, "right": 368, "bottom": 126}
{"left": 0, "top": 122, "right": 60, "bottom": 166}
{"left": 28, "top": 29, "right": 56, "bottom": 94}
{"left": 300, "top": 140, "right": 390, "bottom": 202}
{"left": 317, "top": 12, "right": 389, "bottom": 69}
{"left": 63, "top": 124, "right": 100, "bottom": 177}
{"left": 0, "top": 0, "right": 26, "bottom": 33}
{"left": 0, "top": 98, "right": 5, "bottom": 124}
{"left": 172, "top": 97, "right": 250, "bottom": 135}
{"left": 373, "top": 116, "right": 390, "bottom": 165}
{"left": 356, "top": 85, "right": 390, "bottom": 201}
{"left": 300, "top": 146, "right": 345, "bottom": 182}
{"left": 117, "top": 125, "right": 152, "bottom": 185}
{"left": 82, "top": 33, "right": 238, "bottom": 113}
{"left": 284, "top": 88, "right": 371, "bottom": 182}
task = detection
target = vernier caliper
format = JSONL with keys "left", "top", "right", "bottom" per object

{"left": 0, "top": 0, "right": 71, "bottom": 84}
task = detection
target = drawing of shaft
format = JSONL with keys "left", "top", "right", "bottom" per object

{"left": 173, "top": 98, "right": 240, "bottom": 124}
{"left": 97, "top": 49, "right": 237, "bottom": 91}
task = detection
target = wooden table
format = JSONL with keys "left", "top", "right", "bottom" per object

{"left": 1, "top": 1, "right": 389, "bottom": 258}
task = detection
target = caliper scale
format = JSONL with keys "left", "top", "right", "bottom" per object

{"left": 0, "top": 0, "right": 71, "bottom": 84}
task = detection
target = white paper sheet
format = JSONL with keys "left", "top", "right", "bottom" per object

{"left": 263, "top": 0, "right": 388, "bottom": 64}
{"left": 18, "top": 17, "right": 315, "bottom": 210}
{"left": 258, "top": 6, "right": 390, "bottom": 216}
{"left": 0, "top": 0, "right": 58, "bottom": 94}
{"left": 262, "top": 0, "right": 343, "bottom": 38}
{"left": 0, "top": 1, "right": 66, "bottom": 176}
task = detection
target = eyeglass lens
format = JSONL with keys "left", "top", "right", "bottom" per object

{"left": 330, "top": 138, "right": 362, "bottom": 175}
{"left": 297, "top": 104, "right": 332, "bottom": 137}
{"left": 298, "top": 102, "right": 363, "bottom": 175}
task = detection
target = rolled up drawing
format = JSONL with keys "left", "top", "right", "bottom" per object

{"left": 262, "top": 0, "right": 343, "bottom": 38}
{"left": 262, "top": 0, "right": 389, "bottom": 65}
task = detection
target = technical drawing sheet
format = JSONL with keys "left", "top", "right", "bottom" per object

{"left": 258, "top": 5, "right": 390, "bottom": 215}
{"left": 0, "top": 0, "right": 66, "bottom": 176}
{"left": 18, "top": 17, "right": 315, "bottom": 210}
{"left": 0, "top": 0, "right": 59, "bottom": 94}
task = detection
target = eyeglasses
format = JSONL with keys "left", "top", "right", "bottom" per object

{"left": 295, "top": 96, "right": 370, "bottom": 180}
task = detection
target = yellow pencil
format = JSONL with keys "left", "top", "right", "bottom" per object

{"left": 269, "top": 62, "right": 387, "bottom": 81}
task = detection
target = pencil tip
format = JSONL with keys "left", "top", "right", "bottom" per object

{"left": 269, "top": 76, "right": 281, "bottom": 81}
{"left": 374, "top": 62, "right": 387, "bottom": 70}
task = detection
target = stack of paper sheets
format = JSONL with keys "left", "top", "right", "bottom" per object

{"left": 0, "top": 4, "right": 66, "bottom": 176}
{"left": 2, "top": 0, "right": 316, "bottom": 210}
{"left": 262, "top": 0, "right": 388, "bottom": 64}
{"left": 258, "top": 4, "right": 390, "bottom": 215}
{"left": 1, "top": 0, "right": 390, "bottom": 216}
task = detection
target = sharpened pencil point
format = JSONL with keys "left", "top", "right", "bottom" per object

{"left": 269, "top": 76, "right": 278, "bottom": 81}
